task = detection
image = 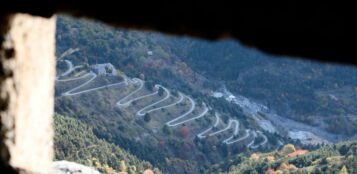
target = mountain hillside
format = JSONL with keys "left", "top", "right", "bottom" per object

{"left": 54, "top": 114, "right": 162, "bottom": 174}
{"left": 54, "top": 15, "right": 357, "bottom": 173}
{"left": 215, "top": 141, "right": 357, "bottom": 174}
{"left": 55, "top": 58, "right": 283, "bottom": 173}
{"left": 170, "top": 39, "right": 357, "bottom": 136}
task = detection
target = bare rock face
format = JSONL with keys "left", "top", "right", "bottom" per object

{"left": 0, "top": 13, "right": 56, "bottom": 173}
{"left": 53, "top": 161, "right": 101, "bottom": 174}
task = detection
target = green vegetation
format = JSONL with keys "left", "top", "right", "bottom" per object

{"left": 144, "top": 113, "right": 151, "bottom": 122}
{"left": 213, "top": 142, "right": 357, "bottom": 174}
{"left": 162, "top": 125, "right": 172, "bottom": 135}
{"left": 171, "top": 39, "right": 357, "bottom": 135}
{"left": 54, "top": 114, "right": 162, "bottom": 174}
{"left": 55, "top": 15, "right": 267, "bottom": 173}
{"left": 55, "top": 15, "right": 357, "bottom": 173}
{"left": 158, "top": 87, "right": 164, "bottom": 96}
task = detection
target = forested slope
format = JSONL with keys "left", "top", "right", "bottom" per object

{"left": 54, "top": 114, "right": 162, "bottom": 174}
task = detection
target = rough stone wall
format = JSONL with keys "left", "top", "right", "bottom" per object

{"left": 0, "top": 14, "right": 56, "bottom": 174}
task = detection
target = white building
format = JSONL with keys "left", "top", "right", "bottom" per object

{"left": 212, "top": 92, "right": 224, "bottom": 98}
{"left": 91, "top": 63, "right": 117, "bottom": 76}
{"left": 226, "top": 95, "right": 236, "bottom": 102}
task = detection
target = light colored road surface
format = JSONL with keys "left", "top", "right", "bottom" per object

{"left": 143, "top": 92, "right": 185, "bottom": 115}
{"left": 136, "top": 89, "right": 180, "bottom": 116}
{"left": 116, "top": 78, "right": 144, "bottom": 107}
{"left": 247, "top": 131, "right": 268, "bottom": 149}
{"left": 247, "top": 131, "right": 257, "bottom": 149}
{"left": 250, "top": 131, "right": 268, "bottom": 149}
{"left": 167, "top": 105, "right": 209, "bottom": 127}
{"left": 56, "top": 60, "right": 73, "bottom": 80}
{"left": 56, "top": 60, "right": 84, "bottom": 80}
{"left": 59, "top": 60, "right": 74, "bottom": 77}
{"left": 165, "top": 95, "right": 207, "bottom": 127}
{"left": 56, "top": 62, "right": 269, "bottom": 147}
{"left": 64, "top": 80, "right": 128, "bottom": 96}
{"left": 56, "top": 72, "right": 93, "bottom": 82}
{"left": 209, "top": 119, "right": 239, "bottom": 136}
{"left": 55, "top": 55, "right": 272, "bottom": 149}
{"left": 197, "top": 113, "right": 220, "bottom": 139}
{"left": 197, "top": 117, "right": 248, "bottom": 145}
{"left": 165, "top": 95, "right": 195, "bottom": 126}
{"left": 224, "top": 129, "right": 251, "bottom": 144}
{"left": 61, "top": 72, "right": 97, "bottom": 96}
{"left": 58, "top": 48, "right": 80, "bottom": 60}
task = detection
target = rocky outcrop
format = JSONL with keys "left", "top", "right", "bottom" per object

{"left": 53, "top": 161, "right": 101, "bottom": 174}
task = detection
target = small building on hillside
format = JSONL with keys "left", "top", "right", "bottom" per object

{"left": 91, "top": 63, "right": 117, "bottom": 76}
{"left": 226, "top": 95, "right": 236, "bottom": 102}
{"left": 211, "top": 92, "right": 224, "bottom": 98}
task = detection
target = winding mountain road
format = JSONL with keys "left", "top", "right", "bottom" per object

{"left": 56, "top": 72, "right": 93, "bottom": 82}
{"left": 136, "top": 89, "right": 181, "bottom": 116}
{"left": 59, "top": 60, "right": 74, "bottom": 77}
{"left": 167, "top": 105, "right": 209, "bottom": 127}
{"left": 165, "top": 96, "right": 201, "bottom": 126}
{"left": 209, "top": 119, "right": 239, "bottom": 137}
{"left": 248, "top": 131, "right": 268, "bottom": 149}
{"left": 56, "top": 60, "right": 84, "bottom": 81}
{"left": 56, "top": 61, "right": 268, "bottom": 147}
{"left": 62, "top": 72, "right": 97, "bottom": 96}
{"left": 116, "top": 78, "right": 144, "bottom": 107}
{"left": 224, "top": 129, "right": 251, "bottom": 145}
{"left": 197, "top": 113, "right": 221, "bottom": 139}
{"left": 247, "top": 131, "right": 257, "bottom": 149}
{"left": 196, "top": 113, "right": 254, "bottom": 145}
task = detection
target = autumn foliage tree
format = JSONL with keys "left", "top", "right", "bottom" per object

{"left": 339, "top": 165, "right": 349, "bottom": 174}
{"left": 179, "top": 127, "right": 190, "bottom": 138}
{"left": 280, "top": 144, "right": 296, "bottom": 156}
{"left": 119, "top": 160, "right": 127, "bottom": 172}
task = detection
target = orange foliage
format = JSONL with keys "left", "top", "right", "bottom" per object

{"left": 179, "top": 127, "right": 190, "bottom": 138}
{"left": 266, "top": 168, "right": 276, "bottom": 174}
{"left": 288, "top": 149, "right": 308, "bottom": 158}
{"left": 266, "top": 155, "right": 275, "bottom": 162}
{"left": 279, "top": 162, "right": 298, "bottom": 171}
{"left": 143, "top": 169, "right": 154, "bottom": 174}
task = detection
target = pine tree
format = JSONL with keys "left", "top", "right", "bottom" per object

{"left": 162, "top": 125, "right": 172, "bottom": 135}
{"left": 158, "top": 87, "right": 164, "bottom": 96}
{"left": 144, "top": 113, "right": 151, "bottom": 122}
